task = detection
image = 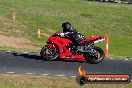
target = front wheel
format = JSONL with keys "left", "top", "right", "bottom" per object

{"left": 84, "top": 46, "right": 105, "bottom": 64}
{"left": 40, "top": 45, "right": 59, "bottom": 61}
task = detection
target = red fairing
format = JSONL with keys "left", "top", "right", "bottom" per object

{"left": 81, "top": 36, "right": 105, "bottom": 43}
{"left": 45, "top": 32, "right": 104, "bottom": 60}
{"left": 47, "top": 33, "right": 79, "bottom": 59}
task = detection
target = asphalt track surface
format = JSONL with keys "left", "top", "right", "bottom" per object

{"left": 0, "top": 51, "right": 132, "bottom": 77}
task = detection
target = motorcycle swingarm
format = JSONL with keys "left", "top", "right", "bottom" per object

{"left": 81, "top": 49, "right": 94, "bottom": 53}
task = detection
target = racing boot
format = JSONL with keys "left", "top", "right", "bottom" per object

{"left": 76, "top": 44, "right": 84, "bottom": 52}
{"left": 77, "top": 43, "right": 91, "bottom": 52}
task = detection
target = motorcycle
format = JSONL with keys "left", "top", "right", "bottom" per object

{"left": 40, "top": 32, "right": 105, "bottom": 64}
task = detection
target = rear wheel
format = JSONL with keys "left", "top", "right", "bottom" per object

{"left": 40, "top": 45, "right": 59, "bottom": 61}
{"left": 84, "top": 46, "right": 105, "bottom": 64}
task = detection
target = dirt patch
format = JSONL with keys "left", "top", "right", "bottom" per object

{"left": 0, "top": 35, "right": 37, "bottom": 49}
{"left": 0, "top": 15, "right": 6, "bottom": 22}
{"left": 0, "top": 15, "right": 12, "bottom": 23}
{"left": 0, "top": 15, "right": 38, "bottom": 49}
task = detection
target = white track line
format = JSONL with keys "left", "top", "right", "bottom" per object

{"left": 109, "top": 58, "right": 114, "bottom": 59}
{"left": 25, "top": 73, "right": 35, "bottom": 75}
{"left": 23, "top": 52, "right": 28, "bottom": 54}
{"left": 40, "top": 74, "right": 50, "bottom": 76}
{"left": 56, "top": 75, "right": 66, "bottom": 77}
{"left": 6, "top": 51, "right": 11, "bottom": 53}
{"left": 6, "top": 72, "right": 15, "bottom": 74}
{"left": 125, "top": 58, "right": 129, "bottom": 60}
{"left": 4, "top": 72, "right": 132, "bottom": 81}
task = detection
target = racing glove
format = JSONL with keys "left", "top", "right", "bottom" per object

{"left": 54, "top": 33, "right": 60, "bottom": 36}
{"left": 59, "top": 33, "right": 65, "bottom": 37}
{"left": 54, "top": 33, "right": 65, "bottom": 37}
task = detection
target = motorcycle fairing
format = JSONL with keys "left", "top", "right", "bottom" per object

{"left": 47, "top": 35, "right": 85, "bottom": 60}
{"left": 81, "top": 36, "right": 105, "bottom": 43}
{"left": 47, "top": 36, "right": 75, "bottom": 58}
{"left": 46, "top": 33, "right": 104, "bottom": 60}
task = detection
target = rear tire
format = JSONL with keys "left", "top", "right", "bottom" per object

{"left": 40, "top": 45, "right": 59, "bottom": 61}
{"left": 84, "top": 46, "right": 105, "bottom": 64}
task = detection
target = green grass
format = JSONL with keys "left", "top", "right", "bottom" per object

{"left": 0, "top": 0, "right": 132, "bottom": 57}
{"left": 0, "top": 74, "right": 131, "bottom": 88}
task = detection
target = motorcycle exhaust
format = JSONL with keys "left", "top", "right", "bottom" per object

{"left": 93, "top": 38, "right": 105, "bottom": 44}
{"left": 80, "top": 38, "right": 105, "bottom": 53}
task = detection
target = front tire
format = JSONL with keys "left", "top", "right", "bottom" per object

{"left": 84, "top": 46, "right": 105, "bottom": 64}
{"left": 40, "top": 45, "right": 59, "bottom": 61}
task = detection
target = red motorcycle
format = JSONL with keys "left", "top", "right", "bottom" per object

{"left": 40, "top": 32, "right": 105, "bottom": 64}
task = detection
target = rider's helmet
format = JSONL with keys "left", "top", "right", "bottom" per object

{"left": 62, "top": 22, "right": 72, "bottom": 32}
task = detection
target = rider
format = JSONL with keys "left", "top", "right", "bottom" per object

{"left": 56, "top": 22, "right": 85, "bottom": 50}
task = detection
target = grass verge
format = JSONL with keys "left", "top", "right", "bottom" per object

{"left": 0, "top": 74, "right": 131, "bottom": 88}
